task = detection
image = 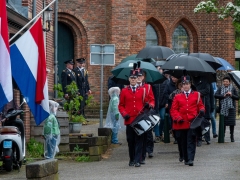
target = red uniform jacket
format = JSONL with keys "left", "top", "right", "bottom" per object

{"left": 119, "top": 86, "right": 155, "bottom": 125}
{"left": 170, "top": 91, "right": 205, "bottom": 130}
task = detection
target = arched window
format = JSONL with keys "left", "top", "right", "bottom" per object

{"left": 146, "top": 24, "right": 158, "bottom": 46}
{"left": 172, "top": 25, "right": 189, "bottom": 53}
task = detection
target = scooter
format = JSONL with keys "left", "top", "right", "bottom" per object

{"left": 0, "top": 107, "right": 26, "bottom": 172}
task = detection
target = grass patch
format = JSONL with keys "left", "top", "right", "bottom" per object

{"left": 26, "top": 138, "right": 44, "bottom": 158}
{"left": 75, "top": 155, "right": 90, "bottom": 162}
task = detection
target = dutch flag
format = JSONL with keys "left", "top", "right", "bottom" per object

{"left": 10, "top": 17, "right": 49, "bottom": 125}
{"left": 0, "top": 0, "right": 13, "bottom": 110}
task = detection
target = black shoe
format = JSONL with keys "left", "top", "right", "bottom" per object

{"left": 188, "top": 160, "right": 194, "bottom": 166}
{"left": 185, "top": 160, "right": 193, "bottom": 166}
{"left": 135, "top": 163, "right": 141, "bottom": 167}
{"left": 231, "top": 134, "right": 235, "bottom": 142}
{"left": 179, "top": 157, "right": 183, "bottom": 162}
{"left": 129, "top": 161, "right": 134, "bottom": 166}
{"left": 173, "top": 140, "right": 178, "bottom": 144}
{"left": 213, "top": 134, "right": 218, "bottom": 138}
{"left": 140, "top": 160, "right": 145, "bottom": 164}
{"left": 148, "top": 153, "right": 153, "bottom": 158}
{"left": 206, "top": 141, "right": 211, "bottom": 145}
{"left": 197, "top": 140, "right": 202, "bottom": 147}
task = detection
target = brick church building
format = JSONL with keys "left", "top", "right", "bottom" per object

{"left": 6, "top": 0, "right": 235, "bottom": 141}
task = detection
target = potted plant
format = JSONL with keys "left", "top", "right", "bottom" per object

{"left": 54, "top": 82, "right": 92, "bottom": 133}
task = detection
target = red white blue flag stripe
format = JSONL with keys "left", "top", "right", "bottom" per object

{"left": 0, "top": 0, "right": 13, "bottom": 109}
{"left": 10, "top": 17, "right": 49, "bottom": 125}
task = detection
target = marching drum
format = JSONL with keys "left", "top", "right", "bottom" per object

{"left": 130, "top": 109, "right": 160, "bottom": 136}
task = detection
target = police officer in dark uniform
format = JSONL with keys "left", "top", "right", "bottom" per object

{"left": 74, "top": 58, "right": 91, "bottom": 118}
{"left": 61, "top": 59, "right": 76, "bottom": 99}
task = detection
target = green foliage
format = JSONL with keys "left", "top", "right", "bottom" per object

{"left": 53, "top": 82, "right": 94, "bottom": 123}
{"left": 26, "top": 138, "right": 44, "bottom": 158}
{"left": 53, "top": 83, "right": 64, "bottom": 98}
{"left": 73, "top": 145, "right": 83, "bottom": 152}
{"left": 75, "top": 155, "right": 90, "bottom": 162}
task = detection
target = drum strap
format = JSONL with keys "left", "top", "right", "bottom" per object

{"left": 197, "top": 92, "right": 200, "bottom": 104}
{"left": 142, "top": 87, "right": 146, "bottom": 103}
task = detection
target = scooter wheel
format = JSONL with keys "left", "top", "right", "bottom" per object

{"left": 4, "top": 160, "right": 13, "bottom": 172}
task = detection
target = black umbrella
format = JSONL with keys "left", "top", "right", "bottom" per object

{"left": 161, "top": 55, "right": 216, "bottom": 82}
{"left": 136, "top": 46, "right": 175, "bottom": 60}
{"left": 189, "top": 53, "right": 222, "bottom": 70}
{"left": 151, "top": 61, "right": 166, "bottom": 67}
{"left": 111, "top": 76, "right": 130, "bottom": 85}
{"left": 228, "top": 71, "right": 240, "bottom": 89}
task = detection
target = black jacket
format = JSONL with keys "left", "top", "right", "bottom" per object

{"left": 152, "top": 79, "right": 168, "bottom": 110}
{"left": 73, "top": 67, "right": 90, "bottom": 95}
{"left": 192, "top": 76, "right": 211, "bottom": 119}
{"left": 61, "top": 68, "right": 76, "bottom": 94}
{"left": 163, "top": 78, "right": 176, "bottom": 111}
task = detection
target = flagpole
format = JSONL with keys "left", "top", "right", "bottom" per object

{"left": 9, "top": 0, "right": 56, "bottom": 43}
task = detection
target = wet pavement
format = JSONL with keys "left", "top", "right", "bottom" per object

{"left": 1, "top": 119, "right": 240, "bottom": 180}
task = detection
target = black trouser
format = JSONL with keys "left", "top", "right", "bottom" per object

{"left": 142, "top": 130, "right": 154, "bottom": 160}
{"left": 175, "top": 130, "right": 188, "bottom": 162}
{"left": 224, "top": 125, "right": 234, "bottom": 135}
{"left": 187, "top": 129, "right": 197, "bottom": 161}
{"left": 203, "top": 119, "right": 211, "bottom": 142}
{"left": 126, "top": 125, "right": 144, "bottom": 163}
{"left": 175, "top": 129, "right": 197, "bottom": 162}
{"left": 80, "top": 93, "right": 88, "bottom": 116}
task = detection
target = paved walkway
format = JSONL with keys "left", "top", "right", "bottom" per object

{"left": 1, "top": 119, "right": 240, "bottom": 180}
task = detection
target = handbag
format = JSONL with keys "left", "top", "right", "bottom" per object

{"left": 190, "top": 116, "right": 210, "bottom": 135}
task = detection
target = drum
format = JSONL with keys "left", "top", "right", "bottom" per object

{"left": 130, "top": 109, "right": 160, "bottom": 136}
{"left": 147, "top": 109, "right": 160, "bottom": 127}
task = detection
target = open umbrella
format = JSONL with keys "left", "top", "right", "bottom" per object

{"left": 136, "top": 46, "right": 175, "bottom": 60}
{"left": 228, "top": 71, "right": 240, "bottom": 89}
{"left": 215, "top": 57, "right": 235, "bottom": 71}
{"left": 189, "top": 53, "right": 222, "bottom": 70}
{"left": 120, "top": 54, "right": 155, "bottom": 64}
{"left": 161, "top": 55, "right": 216, "bottom": 82}
{"left": 151, "top": 61, "right": 166, "bottom": 67}
{"left": 111, "top": 60, "right": 165, "bottom": 84}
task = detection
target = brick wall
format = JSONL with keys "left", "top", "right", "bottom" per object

{"left": 7, "top": 0, "right": 235, "bottom": 141}
{"left": 56, "top": 0, "right": 235, "bottom": 108}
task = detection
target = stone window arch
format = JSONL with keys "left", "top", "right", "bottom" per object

{"left": 146, "top": 24, "right": 158, "bottom": 46}
{"left": 172, "top": 25, "right": 189, "bottom": 53}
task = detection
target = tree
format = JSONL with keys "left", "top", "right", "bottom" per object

{"left": 194, "top": 0, "right": 240, "bottom": 49}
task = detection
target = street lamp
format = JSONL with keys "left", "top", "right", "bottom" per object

{"left": 43, "top": 7, "right": 53, "bottom": 32}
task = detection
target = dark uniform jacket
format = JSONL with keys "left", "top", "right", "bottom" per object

{"left": 74, "top": 67, "right": 90, "bottom": 96}
{"left": 61, "top": 68, "right": 76, "bottom": 94}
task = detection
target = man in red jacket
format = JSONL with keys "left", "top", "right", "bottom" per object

{"left": 119, "top": 69, "right": 154, "bottom": 167}
{"left": 170, "top": 75, "right": 205, "bottom": 166}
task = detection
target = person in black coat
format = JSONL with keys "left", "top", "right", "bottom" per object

{"left": 215, "top": 76, "right": 239, "bottom": 142}
{"left": 163, "top": 75, "right": 179, "bottom": 144}
{"left": 152, "top": 67, "right": 168, "bottom": 142}
{"left": 192, "top": 76, "right": 211, "bottom": 145}
{"left": 73, "top": 58, "right": 92, "bottom": 118}
{"left": 61, "top": 59, "right": 76, "bottom": 99}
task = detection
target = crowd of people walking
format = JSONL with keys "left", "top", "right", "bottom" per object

{"left": 107, "top": 61, "right": 239, "bottom": 168}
